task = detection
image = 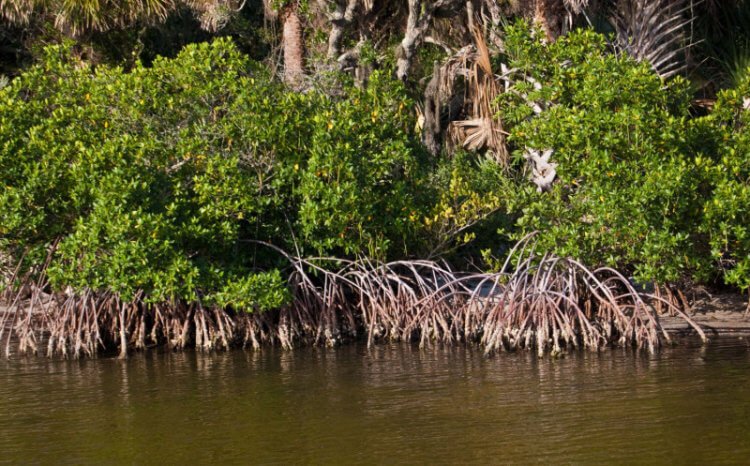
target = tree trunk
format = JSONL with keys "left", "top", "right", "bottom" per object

{"left": 396, "top": 0, "right": 423, "bottom": 81}
{"left": 422, "top": 61, "right": 443, "bottom": 156}
{"left": 282, "top": 3, "right": 305, "bottom": 88}
{"left": 533, "top": 0, "right": 565, "bottom": 41}
{"left": 396, "top": 0, "right": 461, "bottom": 82}
{"left": 327, "top": 0, "right": 360, "bottom": 60}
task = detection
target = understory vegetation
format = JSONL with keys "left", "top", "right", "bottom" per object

{"left": 2, "top": 4, "right": 750, "bottom": 357}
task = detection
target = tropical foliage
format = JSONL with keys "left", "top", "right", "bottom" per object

{"left": 493, "top": 25, "right": 712, "bottom": 284}
{"left": 701, "top": 72, "right": 750, "bottom": 290}
{"left": 3, "top": 2, "right": 750, "bottom": 355}
{"left": 0, "top": 39, "right": 469, "bottom": 308}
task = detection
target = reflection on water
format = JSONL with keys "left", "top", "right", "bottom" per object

{"left": 2, "top": 338, "right": 750, "bottom": 464}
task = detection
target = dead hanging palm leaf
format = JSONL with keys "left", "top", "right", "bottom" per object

{"left": 564, "top": 0, "right": 590, "bottom": 15}
{"left": 613, "top": 0, "right": 695, "bottom": 79}
{"left": 421, "top": 46, "right": 468, "bottom": 156}
{"left": 0, "top": 0, "right": 175, "bottom": 36}
{"left": 0, "top": 0, "right": 34, "bottom": 25}
{"left": 444, "top": 27, "right": 509, "bottom": 165}
{"left": 450, "top": 118, "right": 501, "bottom": 152}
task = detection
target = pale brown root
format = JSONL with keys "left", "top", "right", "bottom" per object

{"left": 2, "top": 238, "right": 711, "bottom": 357}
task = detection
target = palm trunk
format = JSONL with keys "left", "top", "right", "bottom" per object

{"left": 282, "top": 3, "right": 305, "bottom": 88}
{"left": 534, "top": 0, "right": 565, "bottom": 42}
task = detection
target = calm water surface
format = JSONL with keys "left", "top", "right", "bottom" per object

{"left": 2, "top": 338, "right": 750, "bottom": 464}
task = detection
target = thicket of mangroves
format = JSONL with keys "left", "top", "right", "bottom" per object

{"left": 5, "top": 24, "right": 750, "bottom": 357}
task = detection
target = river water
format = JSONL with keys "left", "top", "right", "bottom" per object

{"left": 2, "top": 338, "right": 749, "bottom": 464}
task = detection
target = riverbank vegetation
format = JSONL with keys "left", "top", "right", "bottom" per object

{"left": 2, "top": 1, "right": 750, "bottom": 357}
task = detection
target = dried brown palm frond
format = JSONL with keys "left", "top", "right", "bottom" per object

{"left": 564, "top": 0, "right": 591, "bottom": 14}
{"left": 425, "top": 27, "right": 508, "bottom": 164}
{"left": 421, "top": 47, "right": 466, "bottom": 155}
{"left": 449, "top": 118, "right": 502, "bottom": 151}
{"left": 0, "top": 0, "right": 176, "bottom": 36}
{"left": 0, "top": 0, "right": 35, "bottom": 25}
{"left": 462, "top": 26, "right": 508, "bottom": 163}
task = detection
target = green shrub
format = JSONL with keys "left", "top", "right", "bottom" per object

{"left": 420, "top": 151, "right": 511, "bottom": 259}
{"left": 15, "top": 25, "right": 750, "bottom": 305}
{"left": 0, "top": 38, "right": 436, "bottom": 307}
{"left": 494, "top": 23, "right": 714, "bottom": 284}
{"left": 701, "top": 71, "right": 750, "bottom": 290}
{"left": 296, "top": 72, "right": 428, "bottom": 257}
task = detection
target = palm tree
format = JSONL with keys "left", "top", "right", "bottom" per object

{"left": 531, "top": 0, "right": 695, "bottom": 79}
{"left": 0, "top": 0, "right": 175, "bottom": 37}
{"left": 259, "top": 0, "right": 305, "bottom": 87}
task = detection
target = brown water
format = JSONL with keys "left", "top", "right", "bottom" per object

{"left": 2, "top": 338, "right": 750, "bottom": 465}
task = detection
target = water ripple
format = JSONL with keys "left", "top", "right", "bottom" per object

{"left": 1, "top": 338, "right": 749, "bottom": 464}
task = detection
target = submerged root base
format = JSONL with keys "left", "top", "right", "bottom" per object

{"left": 1, "top": 247, "right": 706, "bottom": 358}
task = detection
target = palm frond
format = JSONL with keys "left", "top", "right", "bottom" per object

{"left": 613, "top": 0, "right": 694, "bottom": 79}
{"left": 0, "top": 0, "right": 34, "bottom": 25}
{"left": 450, "top": 118, "right": 504, "bottom": 152}
{"left": 443, "top": 28, "right": 509, "bottom": 165}
{"left": 1, "top": 0, "right": 175, "bottom": 35}
{"left": 564, "top": 0, "right": 591, "bottom": 15}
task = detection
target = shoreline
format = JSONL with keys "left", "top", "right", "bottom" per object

{"left": 3, "top": 292, "right": 749, "bottom": 352}
{"left": 661, "top": 292, "right": 750, "bottom": 336}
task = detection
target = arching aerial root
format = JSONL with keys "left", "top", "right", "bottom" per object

{"left": 1, "top": 241, "right": 705, "bottom": 358}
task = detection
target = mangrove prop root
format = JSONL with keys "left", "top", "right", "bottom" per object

{"left": 1, "top": 242, "right": 707, "bottom": 358}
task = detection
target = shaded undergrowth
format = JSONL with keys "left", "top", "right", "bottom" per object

{"left": 1, "top": 239, "right": 706, "bottom": 359}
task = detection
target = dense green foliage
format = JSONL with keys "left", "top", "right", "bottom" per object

{"left": 4, "top": 19, "right": 750, "bottom": 311}
{"left": 702, "top": 74, "right": 750, "bottom": 290}
{"left": 0, "top": 39, "right": 473, "bottom": 307}
{"left": 480, "top": 23, "right": 750, "bottom": 290}
{"left": 494, "top": 25, "right": 715, "bottom": 283}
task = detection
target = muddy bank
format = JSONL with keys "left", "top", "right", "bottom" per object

{"left": 661, "top": 292, "right": 750, "bottom": 335}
